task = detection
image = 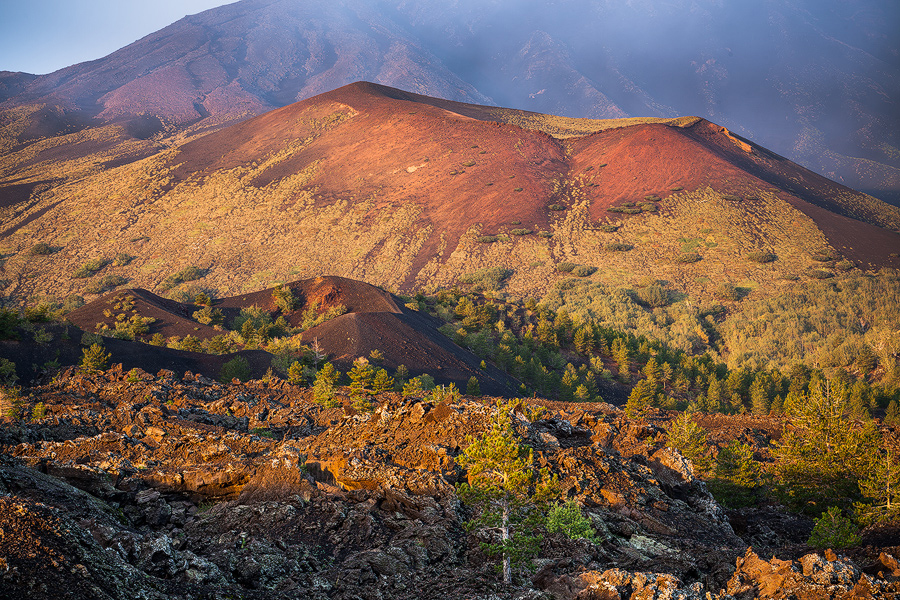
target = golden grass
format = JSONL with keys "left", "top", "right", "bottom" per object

{"left": 480, "top": 109, "right": 701, "bottom": 139}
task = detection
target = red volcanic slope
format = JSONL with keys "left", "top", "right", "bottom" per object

{"left": 168, "top": 82, "right": 900, "bottom": 270}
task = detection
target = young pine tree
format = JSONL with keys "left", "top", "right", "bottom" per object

{"left": 372, "top": 369, "right": 394, "bottom": 394}
{"left": 456, "top": 402, "right": 557, "bottom": 584}
{"left": 348, "top": 358, "right": 375, "bottom": 411}
{"left": 667, "top": 412, "right": 712, "bottom": 475}
{"left": 855, "top": 449, "right": 900, "bottom": 525}
{"left": 625, "top": 379, "right": 655, "bottom": 418}
{"left": 313, "top": 362, "right": 340, "bottom": 407}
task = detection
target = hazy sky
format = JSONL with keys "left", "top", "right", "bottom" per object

{"left": 0, "top": 1, "right": 234, "bottom": 74}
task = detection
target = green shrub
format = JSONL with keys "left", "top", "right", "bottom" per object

{"left": 81, "top": 344, "right": 110, "bottom": 371}
{"left": 606, "top": 206, "right": 641, "bottom": 215}
{"left": 811, "top": 251, "right": 835, "bottom": 262}
{"left": 166, "top": 285, "right": 215, "bottom": 303}
{"left": 808, "top": 269, "right": 834, "bottom": 280}
{"left": 634, "top": 283, "right": 669, "bottom": 308}
{"left": 514, "top": 187, "right": 523, "bottom": 192}
{"left": 23, "top": 305, "right": 51, "bottom": 323}
{"left": 604, "top": 243, "right": 633, "bottom": 252}
{"left": 112, "top": 253, "right": 134, "bottom": 266}
{"left": 510, "top": 229, "right": 532, "bottom": 236}
{"left": 85, "top": 275, "right": 128, "bottom": 294}
{"left": 31, "top": 402, "right": 46, "bottom": 421}
{"left": 466, "top": 376, "right": 480, "bottom": 396}
{"left": 547, "top": 500, "right": 598, "bottom": 542}
{"left": 714, "top": 283, "right": 742, "bottom": 301}
{"left": 676, "top": 252, "right": 701, "bottom": 263}
{"left": 670, "top": 186, "right": 684, "bottom": 191}
{"left": 0, "top": 386, "right": 23, "bottom": 419}
{"left": 835, "top": 260, "right": 854, "bottom": 272}
{"left": 556, "top": 262, "right": 577, "bottom": 273}
{"left": 640, "top": 203, "right": 659, "bottom": 212}
{"left": 193, "top": 306, "right": 224, "bottom": 326}
{"left": 598, "top": 224, "right": 618, "bottom": 232}
{"left": 29, "top": 243, "right": 54, "bottom": 256}
{"left": 459, "top": 267, "right": 514, "bottom": 291}
{"left": 478, "top": 235, "right": 499, "bottom": 243}
{"left": 0, "top": 358, "right": 18, "bottom": 385}
{"left": 160, "top": 266, "right": 206, "bottom": 291}
{"left": 747, "top": 252, "right": 777, "bottom": 263}
{"left": 273, "top": 285, "right": 299, "bottom": 313}
{"left": 220, "top": 356, "right": 251, "bottom": 383}
{"left": 548, "top": 204, "right": 566, "bottom": 211}
{"left": 73, "top": 259, "right": 109, "bottom": 278}
{"left": 537, "top": 231, "right": 553, "bottom": 238}
{"left": 194, "top": 292, "right": 212, "bottom": 306}
{"left": 808, "top": 507, "right": 859, "bottom": 549}
{"left": 722, "top": 194, "right": 741, "bottom": 202}
{"left": 0, "top": 309, "right": 20, "bottom": 340}
{"left": 299, "top": 302, "right": 347, "bottom": 331}
{"left": 572, "top": 265, "right": 597, "bottom": 277}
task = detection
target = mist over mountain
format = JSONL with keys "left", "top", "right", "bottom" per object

{"left": 1, "top": 0, "right": 898, "bottom": 204}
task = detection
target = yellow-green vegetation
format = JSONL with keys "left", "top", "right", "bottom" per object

{"left": 455, "top": 401, "right": 559, "bottom": 583}
{"left": 481, "top": 109, "right": 700, "bottom": 139}
{"left": 94, "top": 294, "right": 155, "bottom": 340}
{"left": 81, "top": 343, "right": 111, "bottom": 371}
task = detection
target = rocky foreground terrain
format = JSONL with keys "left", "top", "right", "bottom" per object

{"left": 1, "top": 366, "right": 899, "bottom": 599}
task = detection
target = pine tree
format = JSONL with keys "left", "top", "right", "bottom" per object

{"left": 772, "top": 380, "right": 881, "bottom": 513}
{"left": 466, "top": 376, "right": 481, "bottom": 396}
{"left": 81, "top": 343, "right": 110, "bottom": 371}
{"left": 705, "top": 376, "right": 723, "bottom": 413}
{"left": 709, "top": 441, "right": 760, "bottom": 507}
{"left": 313, "top": 362, "right": 340, "bottom": 407}
{"left": 288, "top": 361, "right": 305, "bottom": 385}
{"left": 348, "top": 358, "right": 375, "bottom": 411}
{"left": 393, "top": 364, "right": 409, "bottom": 391}
{"left": 625, "top": 379, "right": 655, "bottom": 418}
{"left": 855, "top": 450, "right": 900, "bottom": 525}
{"left": 611, "top": 338, "right": 630, "bottom": 382}
{"left": 573, "top": 326, "right": 594, "bottom": 355}
{"left": 750, "top": 375, "right": 770, "bottom": 416}
{"left": 559, "top": 365, "right": 578, "bottom": 402}
{"left": 456, "top": 402, "right": 557, "bottom": 584}
{"left": 642, "top": 357, "right": 661, "bottom": 390}
{"left": 536, "top": 317, "right": 558, "bottom": 349}
{"left": 573, "top": 384, "right": 591, "bottom": 402}
{"left": 372, "top": 369, "right": 394, "bottom": 394}
{"left": 667, "top": 412, "right": 711, "bottom": 474}
{"left": 885, "top": 400, "right": 900, "bottom": 426}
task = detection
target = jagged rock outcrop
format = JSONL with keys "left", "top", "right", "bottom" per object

{"left": 1, "top": 367, "right": 899, "bottom": 599}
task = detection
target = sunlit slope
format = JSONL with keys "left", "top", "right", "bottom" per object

{"left": 1, "top": 82, "right": 898, "bottom": 305}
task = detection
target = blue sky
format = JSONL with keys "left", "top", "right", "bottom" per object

{"left": 0, "top": 1, "right": 233, "bottom": 74}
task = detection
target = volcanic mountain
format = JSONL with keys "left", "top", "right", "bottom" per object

{"left": 0, "top": 0, "right": 897, "bottom": 204}
{"left": 0, "top": 82, "right": 898, "bottom": 310}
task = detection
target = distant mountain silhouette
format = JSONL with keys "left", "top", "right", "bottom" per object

{"left": 0, "top": 0, "right": 897, "bottom": 204}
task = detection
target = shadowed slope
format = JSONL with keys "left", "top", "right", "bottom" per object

{"left": 62, "top": 275, "right": 518, "bottom": 395}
